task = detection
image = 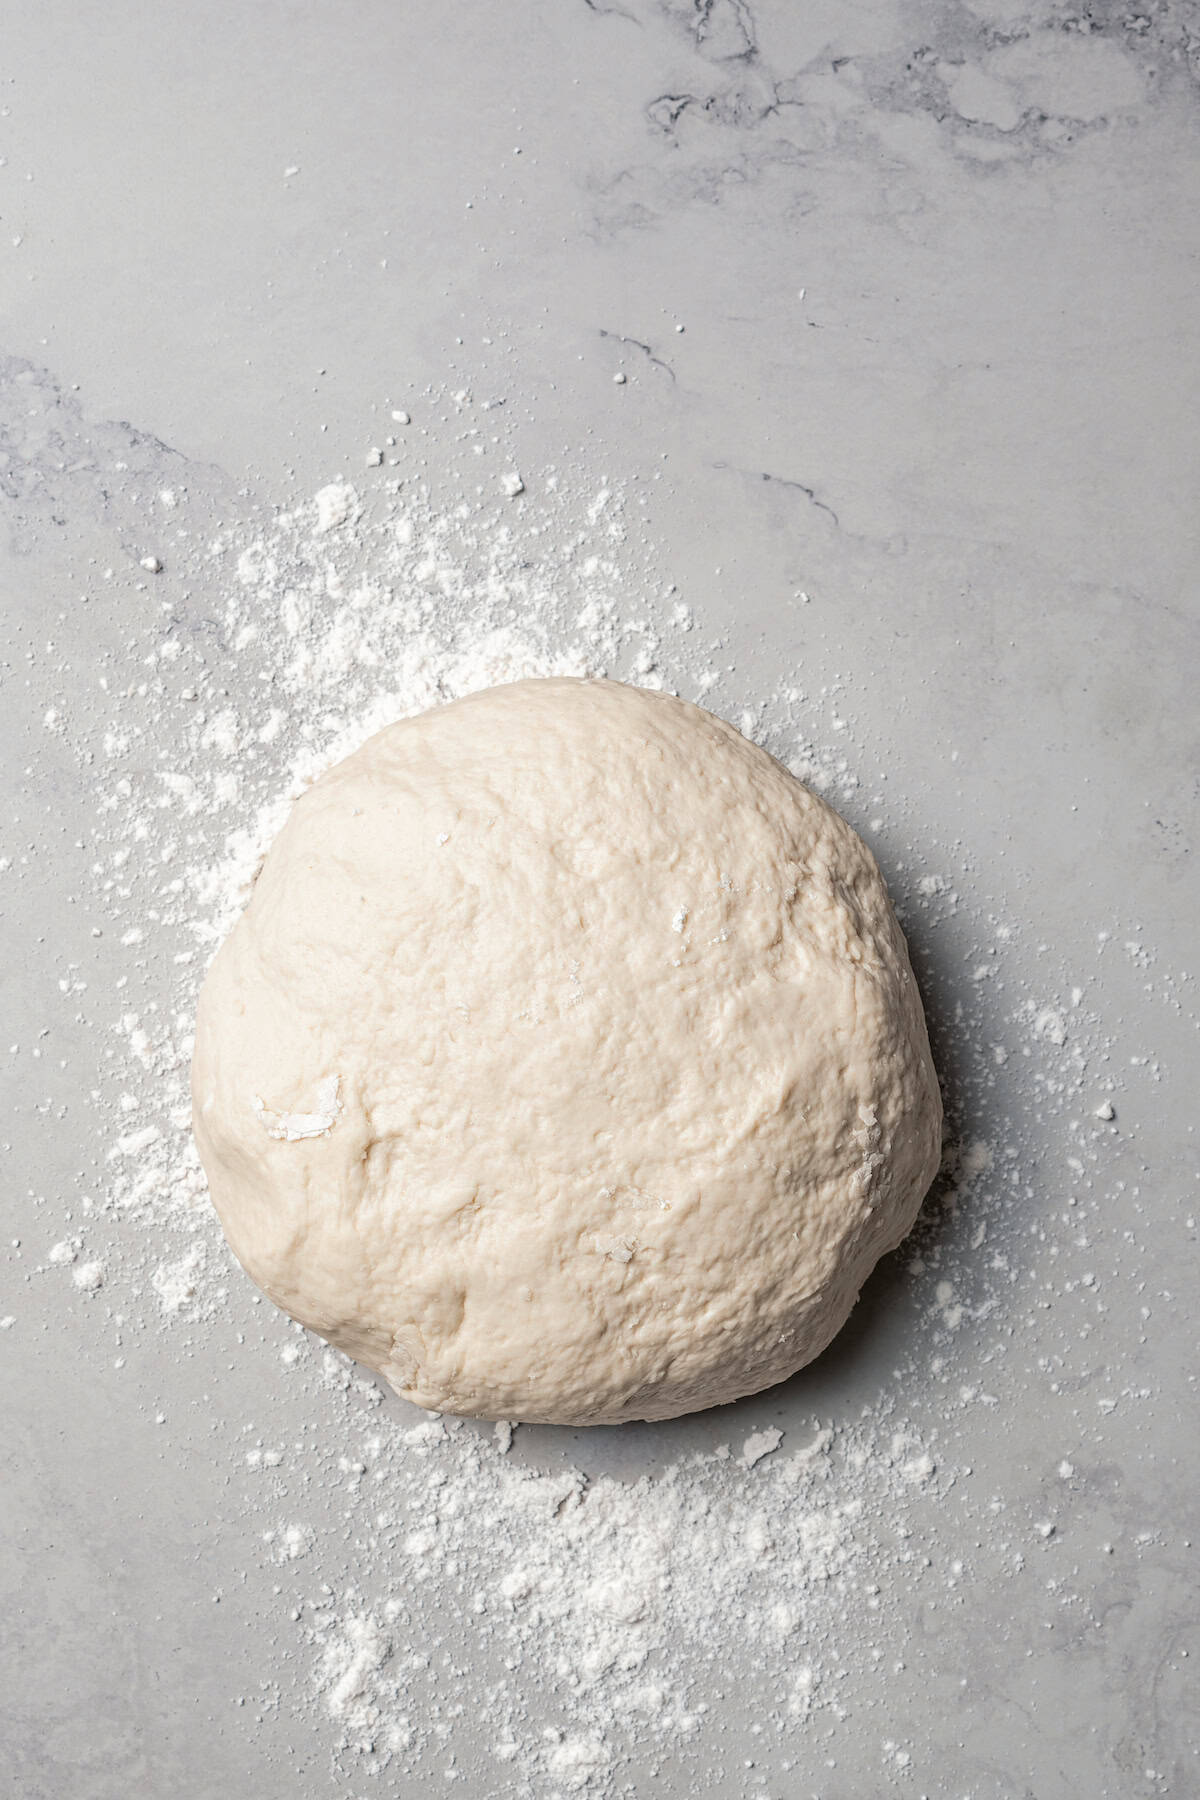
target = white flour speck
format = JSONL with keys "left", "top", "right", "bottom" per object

{"left": 742, "top": 1426, "right": 784, "bottom": 1468}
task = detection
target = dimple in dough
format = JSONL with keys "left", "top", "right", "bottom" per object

{"left": 191, "top": 678, "right": 941, "bottom": 1425}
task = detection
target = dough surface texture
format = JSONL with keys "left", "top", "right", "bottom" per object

{"left": 192, "top": 678, "right": 941, "bottom": 1424}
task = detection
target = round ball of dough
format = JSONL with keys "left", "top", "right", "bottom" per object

{"left": 192, "top": 678, "right": 940, "bottom": 1424}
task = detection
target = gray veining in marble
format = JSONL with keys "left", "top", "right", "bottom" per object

{"left": 3, "top": 2, "right": 1198, "bottom": 1795}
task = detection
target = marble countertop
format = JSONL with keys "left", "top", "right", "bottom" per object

{"left": 3, "top": 4, "right": 1197, "bottom": 1796}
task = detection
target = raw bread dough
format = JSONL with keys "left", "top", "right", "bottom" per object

{"left": 192, "top": 678, "right": 941, "bottom": 1424}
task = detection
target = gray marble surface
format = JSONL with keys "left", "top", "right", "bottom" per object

{"left": 3, "top": 3, "right": 1198, "bottom": 1796}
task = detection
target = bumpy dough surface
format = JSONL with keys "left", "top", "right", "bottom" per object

{"left": 192, "top": 678, "right": 941, "bottom": 1424}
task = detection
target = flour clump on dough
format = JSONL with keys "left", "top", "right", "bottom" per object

{"left": 192, "top": 678, "right": 941, "bottom": 1424}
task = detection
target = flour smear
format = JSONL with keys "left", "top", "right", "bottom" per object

{"left": 11, "top": 374, "right": 1190, "bottom": 1796}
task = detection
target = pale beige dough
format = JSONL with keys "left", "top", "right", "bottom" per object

{"left": 192, "top": 678, "right": 941, "bottom": 1424}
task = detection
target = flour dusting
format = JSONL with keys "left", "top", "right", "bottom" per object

{"left": 253, "top": 1075, "right": 344, "bottom": 1143}
{"left": 12, "top": 369, "right": 1189, "bottom": 1796}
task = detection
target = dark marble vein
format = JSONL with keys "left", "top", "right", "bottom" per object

{"left": 598, "top": 328, "right": 678, "bottom": 381}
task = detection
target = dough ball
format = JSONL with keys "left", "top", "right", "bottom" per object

{"left": 192, "top": 678, "right": 941, "bottom": 1424}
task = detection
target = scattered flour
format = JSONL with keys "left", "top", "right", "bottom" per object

{"left": 13, "top": 371, "right": 1186, "bottom": 1797}
{"left": 152, "top": 1242, "right": 206, "bottom": 1313}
